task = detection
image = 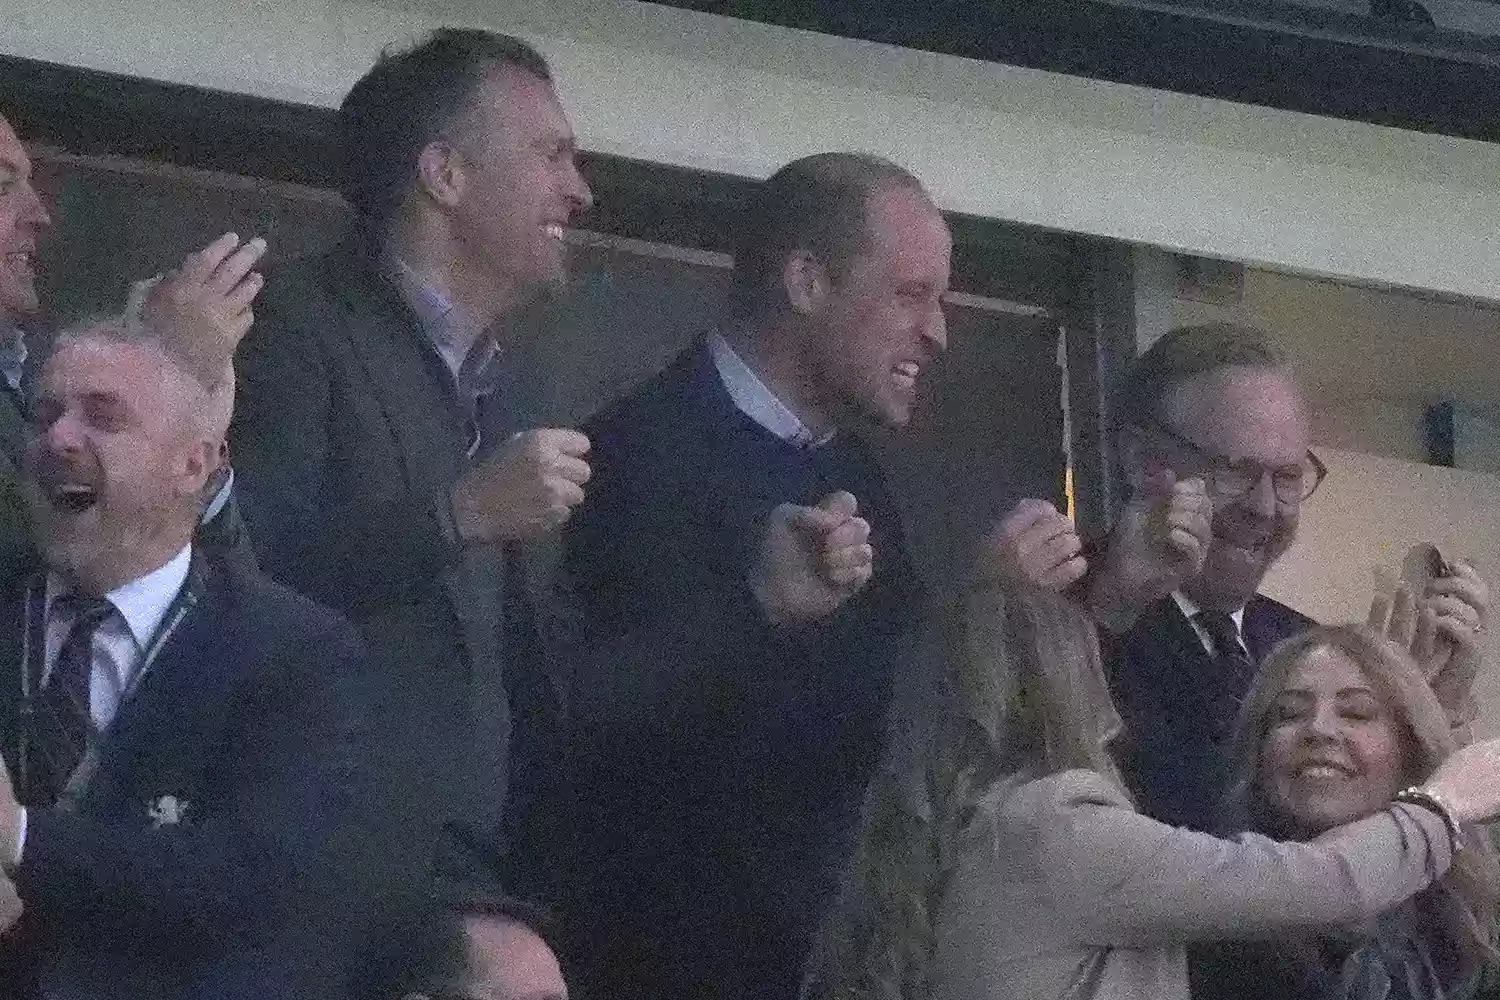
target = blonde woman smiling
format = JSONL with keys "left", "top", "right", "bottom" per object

{"left": 806, "top": 587, "right": 1500, "bottom": 1000}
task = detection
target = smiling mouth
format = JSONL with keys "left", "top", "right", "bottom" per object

{"left": 542, "top": 223, "right": 566, "bottom": 242}
{"left": 47, "top": 484, "right": 98, "bottom": 513}
{"left": 892, "top": 361, "right": 920, "bottom": 391}
{"left": 1293, "top": 762, "right": 1355, "bottom": 780}
{"left": 3, "top": 251, "right": 34, "bottom": 276}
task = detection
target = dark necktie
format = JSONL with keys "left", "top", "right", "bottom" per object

{"left": 32, "top": 596, "right": 114, "bottom": 803}
{"left": 1195, "top": 610, "right": 1256, "bottom": 741}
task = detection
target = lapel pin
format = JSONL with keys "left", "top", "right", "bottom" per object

{"left": 147, "top": 795, "right": 188, "bottom": 828}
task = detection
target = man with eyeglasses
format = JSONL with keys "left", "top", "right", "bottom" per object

{"left": 980, "top": 322, "right": 1488, "bottom": 832}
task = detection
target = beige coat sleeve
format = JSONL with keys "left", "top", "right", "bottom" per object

{"left": 1000, "top": 769, "right": 1452, "bottom": 949}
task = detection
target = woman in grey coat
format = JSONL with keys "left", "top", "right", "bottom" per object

{"left": 805, "top": 585, "right": 1500, "bottom": 1000}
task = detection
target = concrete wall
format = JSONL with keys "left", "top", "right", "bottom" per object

{"left": 1261, "top": 445, "right": 1500, "bottom": 736}
{"left": 5, "top": 0, "right": 1500, "bottom": 303}
{"left": 1132, "top": 246, "right": 1500, "bottom": 468}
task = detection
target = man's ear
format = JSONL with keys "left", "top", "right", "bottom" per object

{"left": 176, "top": 438, "right": 219, "bottom": 501}
{"left": 782, "top": 252, "right": 830, "bottom": 316}
{"left": 415, "top": 141, "right": 466, "bottom": 209}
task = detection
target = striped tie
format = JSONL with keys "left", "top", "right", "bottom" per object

{"left": 1195, "top": 610, "right": 1256, "bottom": 741}
{"left": 32, "top": 596, "right": 114, "bottom": 804}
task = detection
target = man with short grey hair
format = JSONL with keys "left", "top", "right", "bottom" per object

{"left": 0, "top": 318, "right": 374, "bottom": 999}
{"left": 0, "top": 107, "right": 265, "bottom": 573}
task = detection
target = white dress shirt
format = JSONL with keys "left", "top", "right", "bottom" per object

{"left": 707, "top": 330, "right": 835, "bottom": 448}
{"left": 43, "top": 544, "right": 193, "bottom": 731}
{"left": 1171, "top": 591, "right": 1247, "bottom": 658}
{"left": 13, "top": 545, "right": 194, "bottom": 864}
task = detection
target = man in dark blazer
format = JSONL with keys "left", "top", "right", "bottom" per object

{"left": 551, "top": 153, "right": 948, "bottom": 1000}
{"left": 983, "top": 323, "right": 1489, "bottom": 832}
{"left": 231, "top": 29, "right": 593, "bottom": 888}
{"left": 0, "top": 318, "right": 374, "bottom": 999}
{"left": 1100, "top": 573, "right": 1314, "bottom": 830}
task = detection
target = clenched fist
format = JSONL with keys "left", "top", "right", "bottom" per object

{"left": 451, "top": 428, "right": 591, "bottom": 543}
{"left": 1087, "top": 472, "right": 1212, "bottom": 629}
{"left": 974, "top": 499, "right": 1086, "bottom": 591}
{"left": 751, "top": 491, "right": 874, "bottom": 627}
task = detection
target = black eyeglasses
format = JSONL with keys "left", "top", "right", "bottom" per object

{"left": 1145, "top": 419, "right": 1327, "bottom": 504}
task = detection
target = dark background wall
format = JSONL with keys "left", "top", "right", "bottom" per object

{"left": 32, "top": 150, "right": 1070, "bottom": 596}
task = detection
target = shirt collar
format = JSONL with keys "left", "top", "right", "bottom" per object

{"left": 389, "top": 257, "right": 498, "bottom": 385}
{"left": 47, "top": 544, "right": 193, "bottom": 650}
{"left": 0, "top": 324, "right": 26, "bottom": 395}
{"left": 707, "top": 330, "right": 835, "bottom": 449}
{"left": 1172, "top": 590, "right": 1245, "bottom": 634}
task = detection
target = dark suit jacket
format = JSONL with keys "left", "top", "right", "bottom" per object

{"left": 1106, "top": 593, "right": 1315, "bottom": 833}
{"left": 552, "top": 341, "right": 926, "bottom": 1000}
{"left": 231, "top": 236, "right": 563, "bottom": 888}
{"left": 0, "top": 385, "right": 26, "bottom": 577}
{"left": 0, "top": 554, "right": 374, "bottom": 1000}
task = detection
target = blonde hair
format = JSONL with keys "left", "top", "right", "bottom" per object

{"left": 1226, "top": 625, "right": 1500, "bottom": 972}
{"left": 805, "top": 585, "right": 1120, "bottom": 1000}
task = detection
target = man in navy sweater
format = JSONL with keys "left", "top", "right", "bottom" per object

{"left": 549, "top": 153, "right": 950, "bottom": 1000}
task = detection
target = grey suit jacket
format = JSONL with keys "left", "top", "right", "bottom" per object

{"left": 929, "top": 770, "right": 1452, "bottom": 1000}
{"left": 231, "top": 236, "right": 566, "bottom": 888}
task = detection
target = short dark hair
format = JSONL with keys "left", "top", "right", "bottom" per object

{"left": 339, "top": 28, "right": 552, "bottom": 230}
{"left": 1114, "top": 322, "right": 1290, "bottom": 432}
{"left": 356, "top": 885, "right": 559, "bottom": 999}
{"left": 730, "top": 152, "right": 927, "bottom": 317}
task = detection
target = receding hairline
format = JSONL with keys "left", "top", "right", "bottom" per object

{"left": 1115, "top": 322, "right": 1297, "bottom": 432}
{"left": 1156, "top": 361, "right": 1304, "bottom": 427}
{"left": 443, "top": 61, "right": 564, "bottom": 151}
{"left": 48, "top": 325, "right": 221, "bottom": 443}
{"left": 730, "top": 152, "right": 933, "bottom": 315}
